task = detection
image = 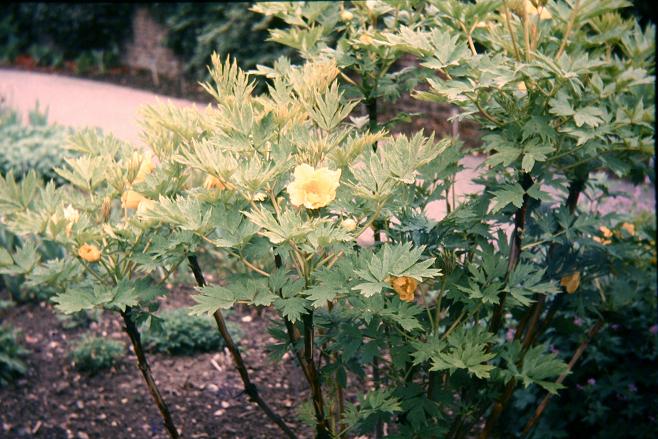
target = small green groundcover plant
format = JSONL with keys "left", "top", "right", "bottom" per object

{"left": 69, "top": 335, "right": 125, "bottom": 374}
{"left": 0, "top": 324, "right": 28, "bottom": 386}
{"left": 0, "top": 102, "right": 69, "bottom": 302}
{"left": 0, "top": 1, "right": 654, "bottom": 438}
{"left": 141, "top": 308, "right": 240, "bottom": 355}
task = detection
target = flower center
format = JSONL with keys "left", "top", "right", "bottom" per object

{"left": 302, "top": 178, "right": 323, "bottom": 196}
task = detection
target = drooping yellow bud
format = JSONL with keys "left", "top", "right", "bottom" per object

{"left": 121, "top": 190, "right": 146, "bottom": 209}
{"left": 78, "top": 244, "right": 101, "bottom": 263}
{"left": 560, "top": 271, "right": 581, "bottom": 294}
{"left": 359, "top": 34, "right": 374, "bottom": 45}
{"left": 287, "top": 164, "right": 341, "bottom": 209}
{"left": 133, "top": 155, "right": 156, "bottom": 184}
{"left": 621, "top": 222, "right": 636, "bottom": 236}
{"left": 593, "top": 225, "right": 613, "bottom": 245}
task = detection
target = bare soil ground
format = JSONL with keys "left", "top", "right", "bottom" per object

{"left": 0, "top": 287, "right": 314, "bottom": 439}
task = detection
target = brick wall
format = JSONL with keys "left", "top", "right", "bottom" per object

{"left": 122, "top": 7, "right": 182, "bottom": 83}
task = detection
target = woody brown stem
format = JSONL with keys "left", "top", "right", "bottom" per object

{"left": 490, "top": 173, "right": 534, "bottom": 334}
{"left": 303, "top": 311, "right": 332, "bottom": 439}
{"left": 188, "top": 255, "right": 296, "bottom": 439}
{"left": 274, "top": 254, "right": 330, "bottom": 438}
{"left": 121, "top": 308, "right": 179, "bottom": 439}
{"left": 521, "top": 320, "right": 604, "bottom": 436}
{"left": 482, "top": 173, "right": 588, "bottom": 438}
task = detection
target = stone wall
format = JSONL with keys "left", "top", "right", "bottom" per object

{"left": 122, "top": 7, "right": 182, "bottom": 83}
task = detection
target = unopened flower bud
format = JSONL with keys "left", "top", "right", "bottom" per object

{"left": 78, "top": 243, "right": 101, "bottom": 263}
{"left": 121, "top": 190, "right": 146, "bottom": 210}
{"left": 101, "top": 196, "right": 112, "bottom": 222}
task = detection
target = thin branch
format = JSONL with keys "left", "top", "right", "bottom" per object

{"left": 458, "top": 21, "right": 477, "bottom": 56}
{"left": 521, "top": 320, "right": 605, "bottom": 436}
{"left": 502, "top": 1, "right": 522, "bottom": 61}
{"left": 121, "top": 308, "right": 180, "bottom": 439}
{"left": 556, "top": 0, "right": 581, "bottom": 59}
{"left": 489, "top": 173, "right": 534, "bottom": 334}
{"left": 188, "top": 255, "right": 296, "bottom": 439}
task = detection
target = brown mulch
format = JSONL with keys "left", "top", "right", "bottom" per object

{"left": 0, "top": 287, "right": 313, "bottom": 439}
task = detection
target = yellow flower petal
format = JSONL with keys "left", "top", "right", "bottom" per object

{"left": 203, "top": 175, "right": 226, "bottom": 191}
{"left": 121, "top": 190, "right": 147, "bottom": 210}
{"left": 133, "top": 159, "right": 156, "bottom": 184}
{"left": 600, "top": 225, "right": 613, "bottom": 238}
{"left": 527, "top": 0, "right": 551, "bottom": 20}
{"left": 560, "top": 271, "right": 581, "bottom": 294}
{"left": 136, "top": 199, "right": 156, "bottom": 218}
{"left": 359, "top": 34, "right": 374, "bottom": 45}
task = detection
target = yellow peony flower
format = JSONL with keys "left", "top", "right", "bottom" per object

{"left": 121, "top": 190, "right": 147, "bottom": 210}
{"left": 78, "top": 244, "right": 101, "bottom": 263}
{"left": 341, "top": 218, "right": 358, "bottom": 232}
{"left": 287, "top": 164, "right": 341, "bottom": 209}
{"left": 560, "top": 271, "right": 581, "bottom": 294}
{"left": 203, "top": 175, "right": 227, "bottom": 191}
{"left": 389, "top": 276, "right": 417, "bottom": 302}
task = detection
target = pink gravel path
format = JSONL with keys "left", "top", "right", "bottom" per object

{"left": 1, "top": 69, "right": 197, "bottom": 145}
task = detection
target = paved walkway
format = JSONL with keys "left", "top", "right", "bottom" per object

{"left": 1, "top": 68, "right": 653, "bottom": 226}
{"left": 1, "top": 69, "right": 197, "bottom": 145}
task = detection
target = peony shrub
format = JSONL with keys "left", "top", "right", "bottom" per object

{"left": 0, "top": 1, "right": 655, "bottom": 438}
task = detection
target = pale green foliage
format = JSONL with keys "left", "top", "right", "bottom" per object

{"left": 0, "top": 1, "right": 653, "bottom": 437}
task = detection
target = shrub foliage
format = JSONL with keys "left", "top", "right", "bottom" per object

{"left": 141, "top": 308, "right": 240, "bottom": 356}
{"left": 0, "top": 324, "right": 27, "bottom": 386}
{"left": 70, "top": 335, "right": 125, "bottom": 374}
{"left": 0, "top": 1, "right": 654, "bottom": 438}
